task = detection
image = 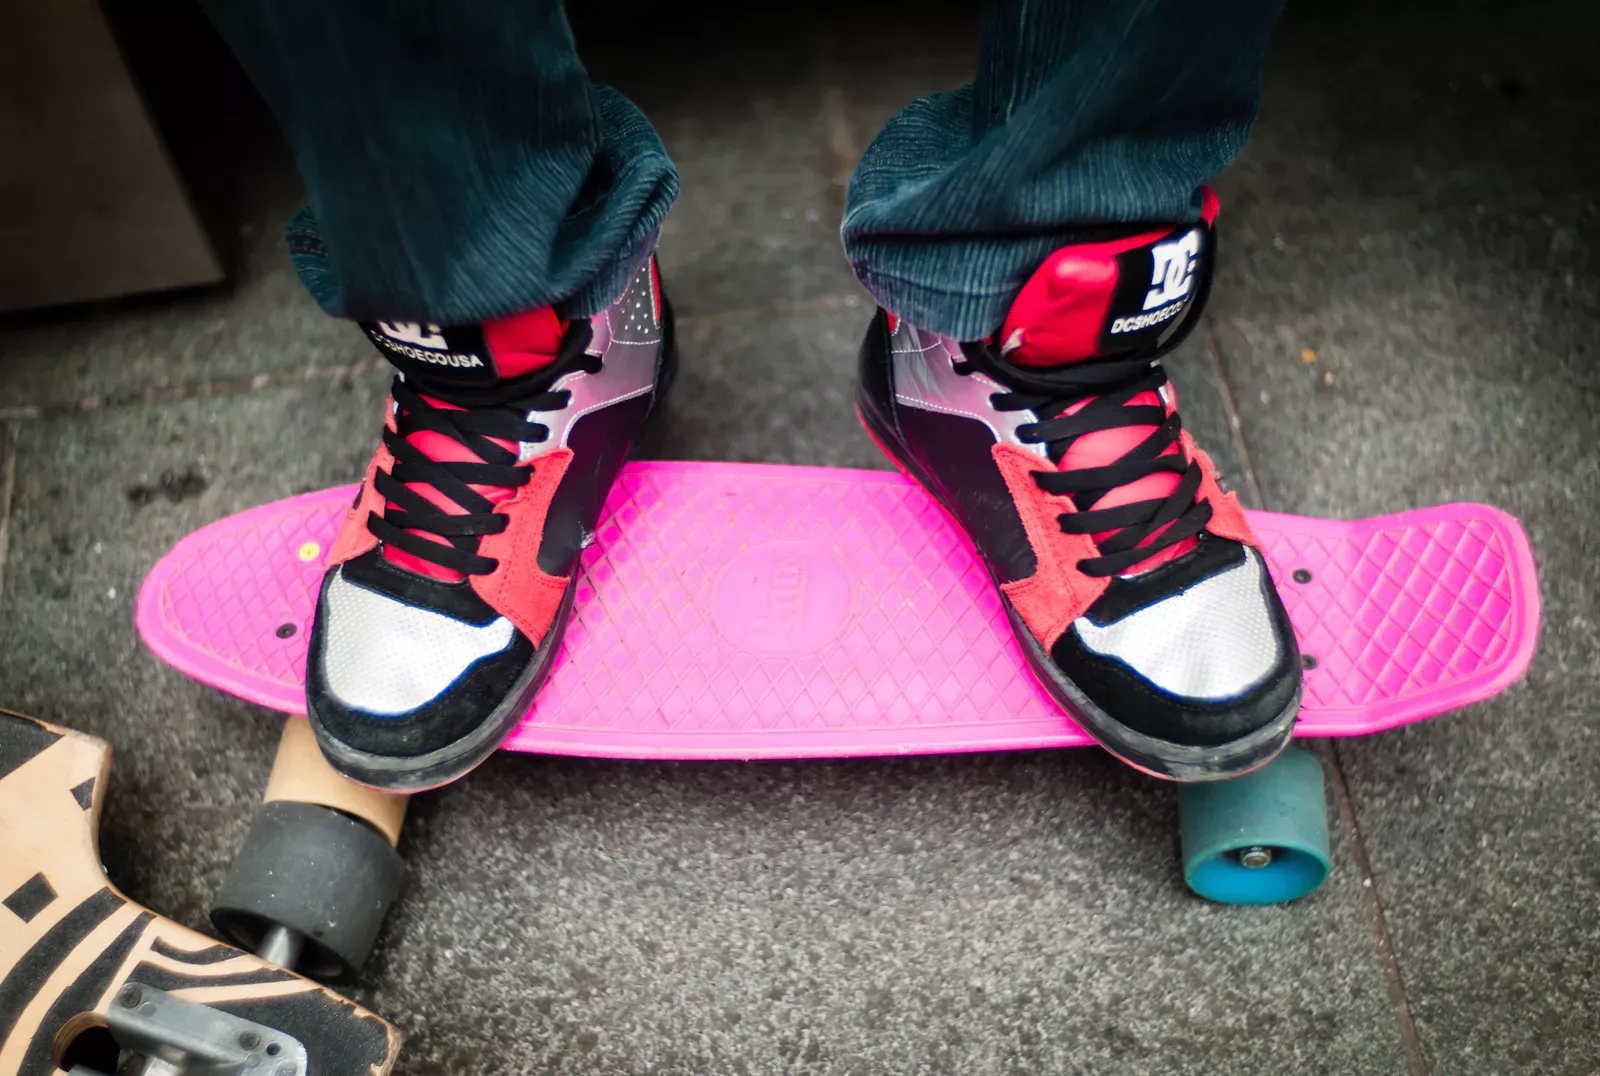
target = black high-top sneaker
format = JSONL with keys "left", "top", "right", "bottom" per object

{"left": 306, "top": 257, "right": 675, "bottom": 791}
{"left": 856, "top": 193, "right": 1301, "bottom": 780}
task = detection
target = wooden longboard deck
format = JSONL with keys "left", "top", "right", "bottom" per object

{"left": 137, "top": 462, "right": 1541, "bottom": 760}
{"left": 0, "top": 709, "right": 400, "bottom": 1075}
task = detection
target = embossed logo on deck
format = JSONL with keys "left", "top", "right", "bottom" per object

{"left": 712, "top": 542, "right": 852, "bottom": 656}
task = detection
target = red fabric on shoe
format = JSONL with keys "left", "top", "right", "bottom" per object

{"left": 483, "top": 306, "right": 567, "bottom": 377}
{"left": 383, "top": 305, "right": 569, "bottom": 580}
{"left": 998, "top": 228, "right": 1171, "bottom": 367}
{"left": 993, "top": 194, "right": 1222, "bottom": 573}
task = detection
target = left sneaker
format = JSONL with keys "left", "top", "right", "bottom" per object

{"left": 305, "top": 257, "right": 674, "bottom": 791}
{"left": 855, "top": 192, "right": 1302, "bottom": 780}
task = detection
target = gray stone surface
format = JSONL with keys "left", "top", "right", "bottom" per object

{"left": 0, "top": 148, "right": 360, "bottom": 416}
{"left": 369, "top": 751, "right": 1401, "bottom": 1076}
{"left": 819, "top": 0, "right": 977, "bottom": 146}
{"left": 0, "top": 229, "right": 373, "bottom": 418}
{"left": 647, "top": 298, "right": 886, "bottom": 469}
{"left": 1163, "top": 335, "right": 1251, "bottom": 504}
{"left": 1210, "top": 2, "right": 1600, "bottom": 1073}
{"left": 3, "top": 0, "right": 1597, "bottom": 1074}
{"left": 0, "top": 378, "right": 386, "bottom": 926}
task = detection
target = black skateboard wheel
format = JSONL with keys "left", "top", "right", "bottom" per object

{"left": 212, "top": 800, "right": 403, "bottom": 981}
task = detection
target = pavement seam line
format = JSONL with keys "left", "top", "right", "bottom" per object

{"left": 1200, "top": 318, "right": 1267, "bottom": 509}
{"left": 1321, "top": 740, "right": 1431, "bottom": 1076}
{"left": 1202, "top": 315, "right": 1431, "bottom": 1076}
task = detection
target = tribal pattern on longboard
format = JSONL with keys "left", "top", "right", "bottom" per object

{"left": 0, "top": 710, "right": 401, "bottom": 1075}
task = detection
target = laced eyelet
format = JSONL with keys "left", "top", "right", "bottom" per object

{"left": 959, "top": 338, "right": 1213, "bottom": 579}
{"left": 372, "top": 344, "right": 588, "bottom": 577}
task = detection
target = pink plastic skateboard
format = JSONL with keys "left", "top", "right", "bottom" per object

{"left": 138, "top": 461, "right": 1540, "bottom": 904}
{"left": 138, "top": 461, "right": 1539, "bottom": 757}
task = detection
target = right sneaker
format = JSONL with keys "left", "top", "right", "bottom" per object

{"left": 305, "top": 257, "right": 674, "bottom": 791}
{"left": 856, "top": 195, "right": 1302, "bottom": 780}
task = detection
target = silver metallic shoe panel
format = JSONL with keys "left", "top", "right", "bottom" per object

{"left": 889, "top": 322, "right": 1051, "bottom": 461}
{"left": 1072, "top": 549, "right": 1281, "bottom": 700}
{"left": 320, "top": 571, "right": 515, "bottom": 715}
{"left": 523, "top": 259, "right": 662, "bottom": 459}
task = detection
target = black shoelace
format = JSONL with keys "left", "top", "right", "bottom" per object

{"left": 367, "top": 322, "right": 598, "bottom": 577}
{"left": 957, "top": 266, "right": 1215, "bottom": 578}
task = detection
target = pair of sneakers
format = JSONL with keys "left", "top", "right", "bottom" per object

{"left": 307, "top": 195, "right": 1301, "bottom": 791}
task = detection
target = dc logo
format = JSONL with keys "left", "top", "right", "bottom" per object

{"left": 1143, "top": 228, "right": 1204, "bottom": 311}
{"left": 376, "top": 321, "right": 447, "bottom": 350}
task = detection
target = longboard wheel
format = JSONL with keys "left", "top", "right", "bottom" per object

{"left": 212, "top": 800, "right": 404, "bottom": 981}
{"left": 1177, "top": 747, "right": 1331, "bottom": 904}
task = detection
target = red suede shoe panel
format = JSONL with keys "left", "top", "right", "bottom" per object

{"left": 470, "top": 448, "right": 575, "bottom": 644}
{"left": 999, "top": 228, "right": 1171, "bottom": 366}
{"left": 482, "top": 306, "right": 566, "bottom": 376}
{"left": 993, "top": 443, "right": 1111, "bottom": 649}
{"left": 1185, "top": 434, "right": 1259, "bottom": 549}
{"left": 326, "top": 441, "right": 391, "bottom": 568}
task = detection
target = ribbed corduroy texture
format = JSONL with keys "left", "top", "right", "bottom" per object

{"left": 842, "top": 0, "right": 1286, "bottom": 338}
{"left": 205, "top": 0, "right": 1281, "bottom": 335}
{"left": 203, "top": 0, "right": 676, "bottom": 324}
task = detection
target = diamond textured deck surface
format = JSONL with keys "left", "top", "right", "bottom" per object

{"left": 137, "top": 466, "right": 1536, "bottom": 753}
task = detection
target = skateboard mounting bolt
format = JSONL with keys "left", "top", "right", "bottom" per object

{"left": 239, "top": 1031, "right": 261, "bottom": 1050}
{"left": 276, "top": 1064, "right": 297, "bottom": 1076}
{"left": 1301, "top": 654, "right": 1318, "bottom": 671}
{"left": 118, "top": 986, "right": 142, "bottom": 1008}
{"left": 1292, "top": 569, "right": 1313, "bottom": 584}
{"left": 276, "top": 623, "right": 297, "bottom": 639}
{"left": 1239, "top": 846, "right": 1274, "bottom": 869}
{"left": 296, "top": 541, "right": 321, "bottom": 562}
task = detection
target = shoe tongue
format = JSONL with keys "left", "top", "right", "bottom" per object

{"left": 1000, "top": 192, "right": 1220, "bottom": 572}
{"left": 361, "top": 306, "right": 567, "bottom": 385}
{"left": 998, "top": 191, "right": 1217, "bottom": 368}
{"left": 360, "top": 307, "right": 568, "bottom": 582}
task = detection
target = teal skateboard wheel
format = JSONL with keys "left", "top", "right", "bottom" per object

{"left": 1178, "top": 747, "right": 1331, "bottom": 904}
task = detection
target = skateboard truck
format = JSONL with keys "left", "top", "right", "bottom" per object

{"left": 253, "top": 925, "right": 305, "bottom": 971}
{"left": 79, "top": 983, "right": 308, "bottom": 1076}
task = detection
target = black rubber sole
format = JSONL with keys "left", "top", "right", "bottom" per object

{"left": 855, "top": 384, "right": 1297, "bottom": 782}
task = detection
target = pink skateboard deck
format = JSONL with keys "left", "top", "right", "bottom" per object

{"left": 137, "top": 461, "right": 1540, "bottom": 761}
